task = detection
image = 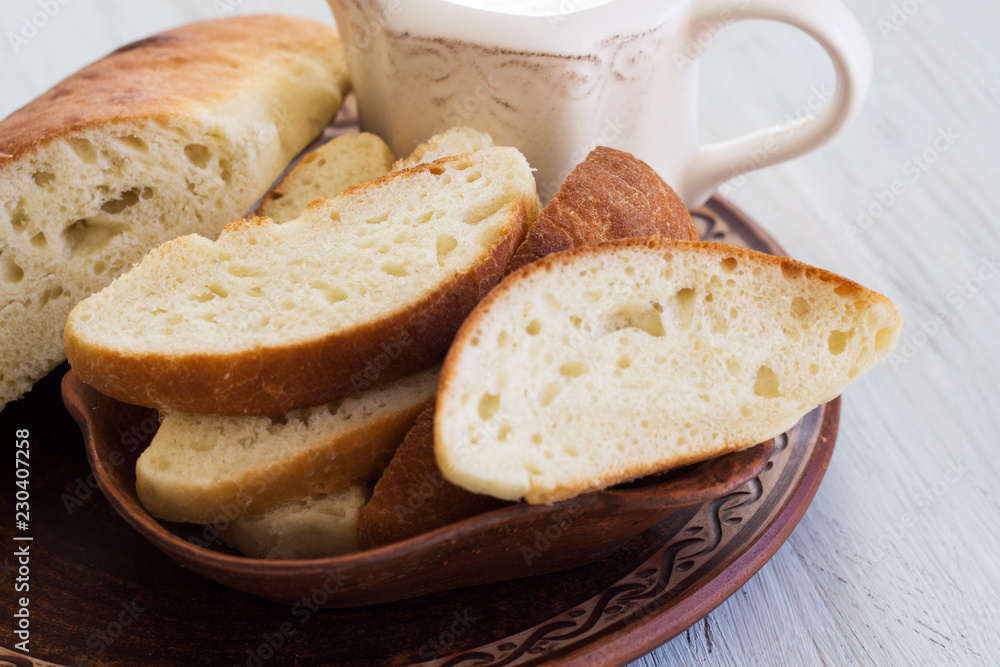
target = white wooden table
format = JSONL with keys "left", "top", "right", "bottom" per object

{"left": 2, "top": 1, "right": 997, "bottom": 665}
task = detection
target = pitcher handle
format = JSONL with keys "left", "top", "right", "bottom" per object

{"left": 679, "top": 0, "right": 873, "bottom": 206}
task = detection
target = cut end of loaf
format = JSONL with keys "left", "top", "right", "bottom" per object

{"left": 435, "top": 238, "right": 903, "bottom": 504}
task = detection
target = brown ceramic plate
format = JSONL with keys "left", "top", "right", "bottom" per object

{"left": 1, "top": 195, "right": 840, "bottom": 666}
{"left": 61, "top": 369, "right": 774, "bottom": 608}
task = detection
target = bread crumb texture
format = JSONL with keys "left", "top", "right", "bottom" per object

{"left": 0, "top": 15, "right": 349, "bottom": 410}
{"left": 435, "top": 239, "right": 903, "bottom": 504}
{"left": 65, "top": 147, "right": 535, "bottom": 356}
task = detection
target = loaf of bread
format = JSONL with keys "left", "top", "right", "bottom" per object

{"left": 361, "top": 146, "right": 700, "bottom": 542}
{"left": 253, "top": 132, "right": 394, "bottom": 223}
{"left": 220, "top": 487, "right": 369, "bottom": 559}
{"left": 506, "top": 146, "right": 699, "bottom": 273}
{"left": 136, "top": 367, "right": 437, "bottom": 524}
{"left": 0, "top": 15, "right": 350, "bottom": 411}
{"left": 64, "top": 146, "right": 538, "bottom": 415}
{"left": 435, "top": 238, "right": 903, "bottom": 504}
{"left": 357, "top": 402, "right": 508, "bottom": 547}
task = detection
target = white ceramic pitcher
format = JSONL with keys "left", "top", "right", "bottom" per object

{"left": 327, "top": 0, "right": 872, "bottom": 205}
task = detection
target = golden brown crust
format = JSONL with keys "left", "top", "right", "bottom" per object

{"left": 64, "top": 197, "right": 529, "bottom": 416}
{"left": 437, "top": 237, "right": 902, "bottom": 503}
{"left": 0, "top": 15, "right": 347, "bottom": 159}
{"left": 357, "top": 402, "right": 509, "bottom": 547}
{"left": 506, "top": 146, "right": 698, "bottom": 273}
{"left": 136, "top": 399, "right": 429, "bottom": 524}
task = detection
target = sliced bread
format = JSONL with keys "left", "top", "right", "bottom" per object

{"left": 506, "top": 146, "right": 699, "bottom": 273}
{"left": 253, "top": 132, "right": 395, "bottom": 223}
{"left": 391, "top": 126, "right": 495, "bottom": 171}
{"left": 64, "top": 146, "right": 538, "bottom": 415}
{"left": 362, "top": 146, "right": 699, "bottom": 541}
{"left": 136, "top": 367, "right": 437, "bottom": 524}
{"left": 435, "top": 238, "right": 903, "bottom": 504}
{"left": 0, "top": 15, "right": 350, "bottom": 411}
{"left": 357, "top": 402, "right": 508, "bottom": 548}
{"left": 220, "top": 487, "right": 369, "bottom": 559}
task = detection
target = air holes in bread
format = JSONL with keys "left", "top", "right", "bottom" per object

{"left": 63, "top": 219, "right": 124, "bottom": 257}
{"left": 32, "top": 171, "right": 55, "bottom": 187}
{"left": 220, "top": 159, "right": 233, "bottom": 185}
{"left": 780, "top": 263, "right": 802, "bottom": 280}
{"left": 559, "top": 361, "right": 588, "bottom": 378}
{"left": 609, "top": 302, "right": 665, "bottom": 337}
{"left": 10, "top": 200, "right": 28, "bottom": 233}
{"left": 309, "top": 280, "right": 347, "bottom": 304}
{"left": 540, "top": 383, "right": 561, "bottom": 407}
{"left": 184, "top": 143, "right": 212, "bottom": 169}
{"left": 791, "top": 297, "right": 810, "bottom": 318}
{"left": 100, "top": 187, "right": 141, "bottom": 215}
{"left": 754, "top": 365, "right": 781, "bottom": 399}
{"left": 2, "top": 253, "right": 25, "bottom": 283}
{"left": 68, "top": 138, "right": 98, "bottom": 164}
{"left": 874, "top": 327, "right": 893, "bottom": 352}
{"left": 834, "top": 284, "right": 859, "bottom": 298}
{"left": 827, "top": 329, "right": 854, "bottom": 355}
{"left": 38, "top": 285, "right": 64, "bottom": 307}
{"left": 478, "top": 392, "right": 500, "bottom": 421}
{"left": 226, "top": 264, "right": 266, "bottom": 278}
{"left": 526, "top": 320, "right": 542, "bottom": 335}
{"left": 720, "top": 257, "right": 738, "bottom": 273}
{"left": 381, "top": 261, "right": 408, "bottom": 277}
{"left": 117, "top": 135, "right": 148, "bottom": 152}
{"left": 437, "top": 234, "right": 458, "bottom": 264}
{"left": 30, "top": 232, "right": 47, "bottom": 248}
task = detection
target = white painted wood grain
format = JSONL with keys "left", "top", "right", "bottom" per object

{"left": 2, "top": 0, "right": 997, "bottom": 665}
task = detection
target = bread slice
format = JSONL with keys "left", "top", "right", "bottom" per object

{"left": 357, "top": 402, "right": 508, "bottom": 547}
{"left": 435, "top": 238, "right": 903, "bottom": 504}
{"left": 362, "top": 146, "right": 698, "bottom": 541}
{"left": 64, "top": 146, "right": 538, "bottom": 415}
{"left": 391, "top": 126, "right": 495, "bottom": 171}
{"left": 253, "top": 133, "right": 395, "bottom": 223}
{"left": 136, "top": 368, "right": 437, "bottom": 524}
{"left": 390, "top": 125, "right": 540, "bottom": 224}
{"left": 220, "top": 487, "right": 369, "bottom": 559}
{"left": 506, "top": 146, "right": 699, "bottom": 273}
{"left": 0, "top": 15, "right": 350, "bottom": 411}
